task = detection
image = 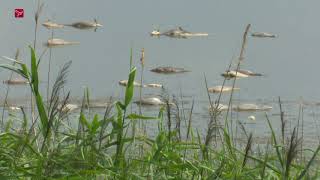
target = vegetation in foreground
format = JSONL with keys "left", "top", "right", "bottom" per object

{"left": 0, "top": 46, "right": 319, "bottom": 179}
{"left": 0, "top": 3, "right": 319, "bottom": 178}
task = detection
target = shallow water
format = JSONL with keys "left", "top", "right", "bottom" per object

{"left": 1, "top": 0, "right": 320, "bottom": 146}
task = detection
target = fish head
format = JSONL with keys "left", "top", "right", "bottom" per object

{"left": 150, "top": 30, "right": 161, "bottom": 36}
{"left": 95, "top": 23, "right": 103, "bottom": 27}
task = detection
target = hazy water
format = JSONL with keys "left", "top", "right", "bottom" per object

{"left": 1, "top": 0, "right": 320, "bottom": 144}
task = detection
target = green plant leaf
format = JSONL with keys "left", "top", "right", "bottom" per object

{"left": 126, "top": 114, "right": 158, "bottom": 120}
{"left": 30, "top": 46, "right": 39, "bottom": 92}
{"left": 124, "top": 67, "right": 136, "bottom": 108}
{"left": 0, "top": 64, "right": 28, "bottom": 78}
{"left": 28, "top": 47, "right": 48, "bottom": 137}
{"left": 91, "top": 114, "right": 100, "bottom": 133}
{"left": 80, "top": 113, "right": 90, "bottom": 130}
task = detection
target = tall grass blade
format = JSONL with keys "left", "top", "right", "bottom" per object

{"left": 298, "top": 144, "right": 320, "bottom": 179}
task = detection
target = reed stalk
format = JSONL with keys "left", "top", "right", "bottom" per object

{"left": 1, "top": 49, "right": 19, "bottom": 129}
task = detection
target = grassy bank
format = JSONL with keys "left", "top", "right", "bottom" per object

{"left": 0, "top": 47, "right": 319, "bottom": 179}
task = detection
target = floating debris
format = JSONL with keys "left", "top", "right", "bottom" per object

{"left": 151, "top": 27, "right": 208, "bottom": 39}
{"left": 118, "top": 80, "right": 143, "bottom": 87}
{"left": 144, "top": 83, "right": 163, "bottom": 88}
{"left": 135, "top": 97, "right": 165, "bottom": 106}
{"left": 150, "top": 66, "right": 190, "bottom": 74}
{"left": 237, "top": 69, "right": 263, "bottom": 76}
{"left": 65, "top": 19, "right": 102, "bottom": 31}
{"left": 248, "top": 115, "right": 256, "bottom": 121}
{"left": 233, "top": 104, "right": 272, "bottom": 112}
{"left": 46, "top": 38, "right": 80, "bottom": 47}
{"left": 252, "top": 32, "right": 277, "bottom": 38}
{"left": 221, "top": 70, "right": 249, "bottom": 79}
{"left": 42, "top": 20, "right": 64, "bottom": 29}
{"left": 3, "top": 79, "right": 29, "bottom": 85}
{"left": 208, "top": 86, "right": 240, "bottom": 93}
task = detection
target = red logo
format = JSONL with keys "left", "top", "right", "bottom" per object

{"left": 15, "top": 9, "right": 24, "bottom": 18}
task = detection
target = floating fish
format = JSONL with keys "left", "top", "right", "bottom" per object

{"left": 209, "top": 103, "right": 229, "bottom": 111}
{"left": 3, "top": 79, "right": 29, "bottom": 85}
{"left": 150, "top": 66, "right": 190, "bottom": 74}
{"left": 46, "top": 38, "right": 80, "bottom": 47}
{"left": 233, "top": 104, "right": 272, "bottom": 112}
{"left": 252, "top": 32, "right": 277, "bottom": 38}
{"left": 151, "top": 27, "right": 208, "bottom": 39}
{"left": 9, "top": 106, "right": 21, "bottom": 111}
{"left": 42, "top": 20, "right": 64, "bottom": 29}
{"left": 150, "top": 30, "right": 161, "bottom": 36}
{"left": 237, "top": 69, "right": 263, "bottom": 76}
{"left": 144, "top": 83, "right": 163, "bottom": 88}
{"left": 118, "top": 80, "right": 143, "bottom": 87}
{"left": 65, "top": 19, "right": 102, "bottom": 31}
{"left": 61, "top": 104, "right": 78, "bottom": 112}
{"left": 221, "top": 70, "right": 249, "bottom": 79}
{"left": 248, "top": 115, "right": 256, "bottom": 121}
{"left": 134, "top": 97, "right": 165, "bottom": 106}
{"left": 208, "top": 86, "right": 240, "bottom": 93}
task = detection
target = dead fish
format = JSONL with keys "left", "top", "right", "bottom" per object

{"left": 221, "top": 70, "right": 249, "bottom": 79}
{"left": 9, "top": 106, "right": 21, "bottom": 110}
{"left": 144, "top": 83, "right": 163, "bottom": 88}
{"left": 237, "top": 69, "right": 263, "bottom": 76}
{"left": 46, "top": 38, "right": 80, "bottom": 47}
{"left": 252, "top": 32, "right": 277, "bottom": 38}
{"left": 151, "top": 27, "right": 208, "bottom": 39}
{"left": 42, "top": 20, "right": 64, "bottom": 29}
{"left": 118, "top": 80, "right": 143, "bottom": 87}
{"left": 209, "top": 103, "right": 229, "bottom": 111}
{"left": 150, "top": 66, "right": 190, "bottom": 74}
{"left": 233, "top": 104, "right": 272, "bottom": 112}
{"left": 150, "top": 30, "right": 161, "bottom": 36}
{"left": 84, "top": 103, "right": 110, "bottom": 109}
{"left": 208, "top": 86, "right": 240, "bottom": 93}
{"left": 61, "top": 104, "right": 78, "bottom": 112}
{"left": 3, "top": 79, "right": 29, "bottom": 85}
{"left": 135, "top": 97, "right": 165, "bottom": 106}
{"left": 248, "top": 115, "right": 256, "bottom": 121}
{"left": 65, "top": 19, "right": 102, "bottom": 31}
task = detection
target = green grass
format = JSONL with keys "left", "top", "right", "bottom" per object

{"left": 0, "top": 47, "right": 319, "bottom": 179}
